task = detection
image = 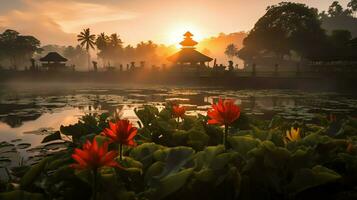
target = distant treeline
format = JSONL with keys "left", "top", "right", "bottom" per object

{"left": 234, "top": 1, "right": 357, "bottom": 63}
{"left": 1, "top": 1, "right": 356, "bottom": 71}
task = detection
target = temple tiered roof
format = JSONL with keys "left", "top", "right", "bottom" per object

{"left": 167, "top": 31, "right": 213, "bottom": 64}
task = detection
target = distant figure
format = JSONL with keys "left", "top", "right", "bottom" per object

{"left": 219, "top": 64, "right": 225, "bottom": 70}
{"left": 126, "top": 64, "right": 130, "bottom": 71}
{"left": 120, "top": 64, "right": 123, "bottom": 72}
{"left": 274, "top": 64, "right": 279, "bottom": 77}
{"left": 228, "top": 61, "right": 234, "bottom": 71}
{"left": 92, "top": 61, "right": 98, "bottom": 72}
{"left": 30, "top": 58, "right": 36, "bottom": 71}
{"left": 140, "top": 61, "right": 145, "bottom": 68}
{"left": 130, "top": 62, "right": 135, "bottom": 70}
{"left": 213, "top": 58, "right": 217, "bottom": 67}
{"left": 152, "top": 65, "right": 159, "bottom": 71}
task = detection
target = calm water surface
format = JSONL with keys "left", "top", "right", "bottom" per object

{"left": 0, "top": 83, "right": 356, "bottom": 167}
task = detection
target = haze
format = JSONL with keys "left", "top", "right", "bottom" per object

{"left": 0, "top": 0, "right": 350, "bottom": 45}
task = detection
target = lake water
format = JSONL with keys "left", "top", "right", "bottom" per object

{"left": 0, "top": 83, "right": 357, "bottom": 167}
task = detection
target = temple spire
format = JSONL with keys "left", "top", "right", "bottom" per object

{"left": 179, "top": 31, "right": 198, "bottom": 49}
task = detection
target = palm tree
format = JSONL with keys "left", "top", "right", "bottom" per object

{"left": 96, "top": 32, "right": 109, "bottom": 67}
{"left": 109, "top": 33, "right": 123, "bottom": 48}
{"left": 77, "top": 28, "right": 96, "bottom": 71}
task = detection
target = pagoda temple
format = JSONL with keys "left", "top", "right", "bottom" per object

{"left": 167, "top": 32, "right": 213, "bottom": 67}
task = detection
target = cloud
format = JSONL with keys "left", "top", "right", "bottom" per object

{"left": 0, "top": 0, "right": 136, "bottom": 45}
{"left": 0, "top": 0, "right": 351, "bottom": 46}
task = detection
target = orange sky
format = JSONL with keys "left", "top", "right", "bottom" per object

{"left": 0, "top": 0, "right": 350, "bottom": 46}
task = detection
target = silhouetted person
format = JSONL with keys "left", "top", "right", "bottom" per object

{"left": 92, "top": 61, "right": 98, "bottom": 72}
{"left": 120, "top": 64, "right": 123, "bottom": 72}
{"left": 140, "top": 61, "right": 145, "bottom": 68}
{"left": 126, "top": 64, "right": 130, "bottom": 71}
{"left": 30, "top": 58, "right": 35, "bottom": 71}
{"left": 130, "top": 62, "right": 136, "bottom": 70}
{"left": 219, "top": 64, "right": 225, "bottom": 71}
{"left": 228, "top": 61, "right": 234, "bottom": 71}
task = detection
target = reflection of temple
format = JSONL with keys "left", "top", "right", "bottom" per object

{"left": 40, "top": 52, "right": 72, "bottom": 72}
{"left": 168, "top": 32, "right": 213, "bottom": 71}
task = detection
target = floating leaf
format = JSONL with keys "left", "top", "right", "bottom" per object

{"left": 41, "top": 131, "right": 61, "bottom": 143}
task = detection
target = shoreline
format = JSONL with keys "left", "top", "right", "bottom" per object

{"left": 0, "top": 70, "right": 356, "bottom": 91}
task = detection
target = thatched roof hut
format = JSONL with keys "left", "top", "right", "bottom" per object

{"left": 40, "top": 52, "right": 68, "bottom": 63}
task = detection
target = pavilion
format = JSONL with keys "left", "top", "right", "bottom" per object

{"left": 167, "top": 32, "right": 213, "bottom": 70}
{"left": 40, "top": 52, "right": 70, "bottom": 71}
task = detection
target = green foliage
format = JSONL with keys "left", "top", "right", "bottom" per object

{"left": 41, "top": 131, "right": 61, "bottom": 143}
{"left": 0, "top": 190, "right": 44, "bottom": 200}
{"left": 2, "top": 105, "right": 357, "bottom": 200}
{"left": 60, "top": 113, "right": 109, "bottom": 144}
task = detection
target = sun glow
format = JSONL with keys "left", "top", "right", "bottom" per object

{"left": 166, "top": 23, "right": 204, "bottom": 48}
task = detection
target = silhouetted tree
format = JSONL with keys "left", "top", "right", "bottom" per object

{"left": 239, "top": 2, "right": 326, "bottom": 61}
{"left": 0, "top": 29, "right": 41, "bottom": 70}
{"left": 320, "top": 1, "right": 357, "bottom": 37}
{"left": 96, "top": 32, "right": 109, "bottom": 66}
{"left": 328, "top": 1, "right": 345, "bottom": 17}
{"left": 348, "top": 0, "right": 357, "bottom": 16}
{"left": 63, "top": 45, "right": 88, "bottom": 68}
{"left": 224, "top": 44, "right": 238, "bottom": 59}
{"left": 77, "top": 28, "right": 96, "bottom": 71}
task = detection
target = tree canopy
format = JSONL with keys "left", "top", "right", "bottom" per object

{"left": 0, "top": 29, "right": 41, "bottom": 69}
{"left": 224, "top": 44, "right": 238, "bottom": 59}
{"left": 239, "top": 2, "right": 326, "bottom": 61}
{"left": 238, "top": 2, "right": 357, "bottom": 62}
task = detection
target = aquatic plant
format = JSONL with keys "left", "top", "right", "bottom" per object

{"left": 207, "top": 99, "right": 241, "bottom": 149}
{"left": 101, "top": 120, "right": 138, "bottom": 160}
{"left": 172, "top": 105, "right": 186, "bottom": 122}
{"left": 1, "top": 104, "right": 357, "bottom": 200}
{"left": 71, "top": 138, "right": 121, "bottom": 200}
{"left": 284, "top": 127, "right": 301, "bottom": 144}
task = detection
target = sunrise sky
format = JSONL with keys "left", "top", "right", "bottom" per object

{"left": 0, "top": 0, "right": 350, "bottom": 46}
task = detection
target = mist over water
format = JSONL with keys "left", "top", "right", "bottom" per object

{"left": 1, "top": 82, "right": 356, "bottom": 165}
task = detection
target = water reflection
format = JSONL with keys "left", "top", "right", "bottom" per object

{"left": 0, "top": 87, "right": 356, "bottom": 153}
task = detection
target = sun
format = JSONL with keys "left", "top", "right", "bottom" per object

{"left": 166, "top": 23, "right": 204, "bottom": 48}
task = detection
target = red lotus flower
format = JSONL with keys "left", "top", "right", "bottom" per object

{"left": 102, "top": 119, "right": 137, "bottom": 146}
{"left": 172, "top": 105, "right": 186, "bottom": 119}
{"left": 207, "top": 99, "right": 240, "bottom": 126}
{"left": 71, "top": 138, "right": 121, "bottom": 170}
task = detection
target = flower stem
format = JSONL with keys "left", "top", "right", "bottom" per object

{"left": 119, "top": 144, "right": 123, "bottom": 161}
{"left": 92, "top": 168, "right": 98, "bottom": 200}
{"left": 224, "top": 125, "right": 229, "bottom": 150}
